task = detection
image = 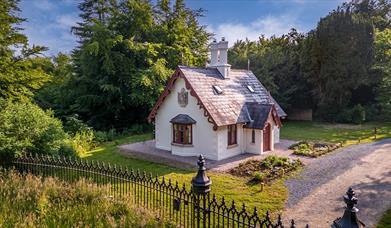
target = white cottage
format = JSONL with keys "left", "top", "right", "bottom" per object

{"left": 148, "top": 38, "right": 287, "bottom": 161}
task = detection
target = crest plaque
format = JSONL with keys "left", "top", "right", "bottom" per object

{"left": 178, "top": 88, "right": 188, "bottom": 107}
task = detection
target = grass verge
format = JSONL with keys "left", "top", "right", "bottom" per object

{"left": 80, "top": 133, "right": 288, "bottom": 215}
{"left": 378, "top": 208, "right": 391, "bottom": 228}
{"left": 0, "top": 169, "right": 174, "bottom": 227}
{"left": 281, "top": 121, "right": 391, "bottom": 146}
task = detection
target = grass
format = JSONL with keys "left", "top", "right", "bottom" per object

{"left": 378, "top": 208, "right": 391, "bottom": 228}
{"left": 0, "top": 170, "right": 173, "bottom": 227}
{"left": 281, "top": 121, "right": 391, "bottom": 146}
{"left": 80, "top": 133, "right": 288, "bottom": 215}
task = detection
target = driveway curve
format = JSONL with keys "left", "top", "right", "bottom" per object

{"left": 284, "top": 139, "right": 391, "bottom": 227}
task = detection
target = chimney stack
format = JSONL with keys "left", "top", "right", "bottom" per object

{"left": 208, "top": 37, "right": 231, "bottom": 79}
{"left": 210, "top": 39, "right": 219, "bottom": 66}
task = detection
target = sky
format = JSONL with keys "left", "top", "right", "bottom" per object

{"left": 20, "top": 0, "right": 346, "bottom": 56}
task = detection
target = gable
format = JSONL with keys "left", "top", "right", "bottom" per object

{"left": 148, "top": 69, "right": 219, "bottom": 130}
{"left": 148, "top": 66, "right": 285, "bottom": 130}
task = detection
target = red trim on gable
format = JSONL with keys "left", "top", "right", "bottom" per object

{"left": 264, "top": 105, "right": 282, "bottom": 129}
{"left": 147, "top": 68, "right": 219, "bottom": 131}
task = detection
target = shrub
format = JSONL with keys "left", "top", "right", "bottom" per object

{"left": 0, "top": 170, "right": 174, "bottom": 227}
{"left": 230, "top": 156, "right": 303, "bottom": 183}
{"left": 290, "top": 141, "right": 341, "bottom": 157}
{"left": 253, "top": 171, "right": 266, "bottom": 182}
{"left": 351, "top": 104, "right": 365, "bottom": 124}
{"left": 65, "top": 129, "right": 96, "bottom": 156}
{"left": 63, "top": 114, "right": 91, "bottom": 135}
{"left": 0, "top": 102, "right": 70, "bottom": 159}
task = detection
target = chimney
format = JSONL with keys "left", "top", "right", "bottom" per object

{"left": 210, "top": 39, "right": 219, "bottom": 66}
{"left": 208, "top": 37, "right": 231, "bottom": 79}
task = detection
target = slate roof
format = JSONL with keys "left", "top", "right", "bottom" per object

{"left": 170, "top": 114, "right": 197, "bottom": 124}
{"left": 243, "top": 103, "right": 273, "bottom": 129}
{"left": 178, "top": 66, "right": 287, "bottom": 127}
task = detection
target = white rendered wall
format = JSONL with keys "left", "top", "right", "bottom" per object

{"left": 154, "top": 78, "right": 218, "bottom": 160}
{"left": 273, "top": 126, "right": 280, "bottom": 144}
{"left": 244, "top": 129, "right": 263, "bottom": 154}
{"left": 216, "top": 124, "right": 245, "bottom": 160}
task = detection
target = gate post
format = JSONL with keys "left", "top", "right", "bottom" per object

{"left": 192, "top": 155, "right": 212, "bottom": 227}
{"left": 332, "top": 187, "right": 365, "bottom": 228}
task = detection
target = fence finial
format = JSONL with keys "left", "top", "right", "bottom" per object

{"left": 191, "top": 154, "right": 211, "bottom": 194}
{"left": 332, "top": 187, "right": 364, "bottom": 228}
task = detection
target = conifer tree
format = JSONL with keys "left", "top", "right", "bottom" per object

{"left": 0, "top": 0, "right": 50, "bottom": 101}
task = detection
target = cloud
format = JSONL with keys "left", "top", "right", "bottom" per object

{"left": 209, "top": 13, "right": 308, "bottom": 46}
{"left": 56, "top": 14, "right": 79, "bottom": 29}
{"left": 32, "top": 0, "right": 55, "bottom": 11}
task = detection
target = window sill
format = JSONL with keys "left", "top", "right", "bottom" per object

{"left": 171, "top": 142, "right": 194, "bottom": 147}
{"left": 227, "top": 144, "right": 238, "bottom": 149}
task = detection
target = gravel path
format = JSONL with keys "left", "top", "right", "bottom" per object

{"left": 284, "top": 139, "right": 391, "bottom": 227}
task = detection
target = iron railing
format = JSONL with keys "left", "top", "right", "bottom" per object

{"left": 3, "top": 154, "right": 366, "bottom": 228}
{"left": 2, "top": 154, "right": 305, "bottom": 227}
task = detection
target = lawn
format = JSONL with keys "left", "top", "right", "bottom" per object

{"left": 378, "top": 208, "right": 391, "bottom": 228}
{"left": 80, "top": 133, "right": 288, "bottom": 216}
{"left": 281, "top": 121, "right": 391, "bottom": 146}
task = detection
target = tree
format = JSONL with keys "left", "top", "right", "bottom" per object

{"left": 229, "top": 30, "right": 312, "bottom": 112}
{"left": 65, "top": 0, "right": 210, "bottom": 130}
{"left": 34, "top": 53, "right": 74, "bottom": 116}
{"left": 0, "top": 0, "right": 50, "bottom": 101}
{"left": 302, "top": 6, "right": 375, "bottom": 120}
{"left": 374, "top": 28, "right": 391, "bottom": 120}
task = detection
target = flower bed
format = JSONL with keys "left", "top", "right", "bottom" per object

{"left": 289, "top": 141, "right": 342, "bottom": 157}
{"left": 229, "top": 156, "right": 303, "bottom": 183}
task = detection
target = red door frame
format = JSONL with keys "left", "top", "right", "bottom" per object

{"left": 263, "top": 123, "right": 271, "bottom": 152}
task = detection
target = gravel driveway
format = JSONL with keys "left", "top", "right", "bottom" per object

{"left": 284, "top": 139, "right": 391, "bottom": 227}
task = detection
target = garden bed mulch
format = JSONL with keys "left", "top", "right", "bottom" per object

{"left": 289, "top": 141, "right": 342, "bottom": 157}
{"left": 229, "top": 156, "right": 303, "bottom": 184}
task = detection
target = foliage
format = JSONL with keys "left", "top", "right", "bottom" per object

{"left": 65, "top": 129, "right": 96, "bottom": 157}
{"left": 34, "top": 53, "right": 74, "bottom": 116}
{"left": 374, "top": 28, "right": 391, "bottom": 121}
{"left": 228, "top": 0, "right": 390, "bottom": 123}
{"left": 229, "top": 156, "right": 303, "bottom": 183}
{"left": 290, "top": 141, "right": 342, "bottom": 157}
{"left": 378, "top": 207, "right": 391, "bottom": 228}
{"left": 0, "top": 102, "right": 69, "bottom": 159}
{"left": 49, "top": 0, "right": 210, "bottom": 130}
{"left": 0, "top": 169, "right": 173, "bottom": 227}
{"left": 63, "top": 114, "right": 92, "bottom": 135}
{"left": 229, "top": 30, "right": 312, "bottom": 111}
{"left": 0, "top": 0, "right": 50, "bottom": 102}
{"left": 281, "top": 121, "right": 391, "bottom": 146}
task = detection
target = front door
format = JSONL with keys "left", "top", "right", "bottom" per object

{"left": 263, "top": 123, "right": 271, "bottom": 151}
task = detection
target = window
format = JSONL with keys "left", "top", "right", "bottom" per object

{"left": 173, "top": 124, "right": 192, "bottom": 144}
{"left": 247, "top": 85, "right": 255, "bottom": 93}
{"left": 251, "top": 129, "right": 255, "bottom": 143}
{"left": 227, "top": 124, "right": 237, "bottom": 145}
{"left": 212, "top": 85, "right": 223, "bottom": 94}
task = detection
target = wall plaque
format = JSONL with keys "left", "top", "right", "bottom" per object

{"left": 178, "top": 88, "right": 188, "bottom": 107}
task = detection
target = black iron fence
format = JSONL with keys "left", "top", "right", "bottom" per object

{"left": 2, "top": 154, "right": 364, "bottom": 228}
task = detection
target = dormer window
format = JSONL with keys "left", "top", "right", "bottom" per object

{"left": 212, "top": 85, "right": 223, "bottom": 94}
{"left": 247, "top": 85, "right": 255, "bottom": 93}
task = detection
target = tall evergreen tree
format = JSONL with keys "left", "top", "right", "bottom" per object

{"left": 66, "top": 0, "right": 210, "bottom": 129}
{"left": 302, "top": 6, "right": 375, "bottom": 120}
{"left": 0, "top": 0, "right": 50, "bottom": 101}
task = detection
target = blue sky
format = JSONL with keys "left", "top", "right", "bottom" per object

{"left": 20, "top": 0, "right": 345, "bottom": 56}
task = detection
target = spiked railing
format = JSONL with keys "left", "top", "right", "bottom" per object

{"left": 5, "top": 154, "right": 305, "bottom": 227}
